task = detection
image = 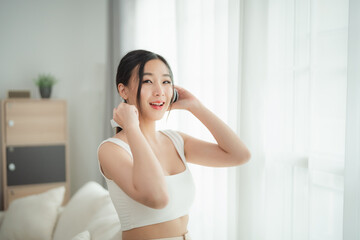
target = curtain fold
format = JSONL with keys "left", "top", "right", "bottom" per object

{"left": 343, "top": 0, "right": 360, "bottom": 238}
{"left": 172, "top": 1, "right": 242, "bottom": 239}
{"left": 238, "top": 0, "right": 349, "bottom": 239}
{"left": 237, "top": 1, "right": 268, "bottom": 238}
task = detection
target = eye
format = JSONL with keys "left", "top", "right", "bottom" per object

{"left": 143, "top": 80, "right": 152, "bottom": 84}
{"left": 163, "top": 80, "right": 172, "bottom": 84}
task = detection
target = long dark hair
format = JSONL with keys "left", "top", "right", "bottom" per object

{"left": 115, "top": 50, "right": 175, "bottom": 133}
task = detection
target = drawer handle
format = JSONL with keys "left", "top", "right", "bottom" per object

{"left": 8, "top": 120, "right": 14, "bottom": 127}
{"left": 8, "top": 163, "right": 16, "bottom": 171}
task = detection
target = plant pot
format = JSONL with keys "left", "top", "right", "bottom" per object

{"left": 39, "top": 86, "right": 52, "bottom": 98}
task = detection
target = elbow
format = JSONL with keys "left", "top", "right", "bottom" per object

{"left": 243, "top": 150, "right": 251, "bottom": 163}
{"left": 133, "top": 179, "right": 169, "bottom": 209}
{"left": 148, "top": 193, "right": 169, "bottom": 209}
{"left": 142, "top": 190, "right": 169, "bottom": 209}
{"left": 153, "top": 197, "right": 169, "bottom": 209}
{"left": 235, "top": 149, "right": 251, "bottom": 166}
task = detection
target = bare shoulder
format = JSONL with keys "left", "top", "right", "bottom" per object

{"left": 176, "top": 131, "right": 194, "bottom": 143}
{"left": 99, "top": 132, "right": 128, "bottom": 160}
{"left": 98, "top": 132, "right": 133, "bottom": 180}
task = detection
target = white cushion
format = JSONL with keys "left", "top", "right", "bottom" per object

{"left": 53, "top": 181, "right": 120, "bottom": 240}
{"left": 0, "top": 186, "right": 65, "bottom": 240}
{"left": 85, "top": 196, "right": 121, "bottom": 240}
{"left": 71, "top": 230, "right": 91, "bottom": 240}
{"left": 0, "top": 211, "right": 5, "bottom": 227}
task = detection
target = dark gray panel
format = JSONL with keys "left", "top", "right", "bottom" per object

{"left": 6, "top": 145, "right": 66, "bottom": 186}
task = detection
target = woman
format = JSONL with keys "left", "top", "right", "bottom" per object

{"left": 98, "top": 50, "right": 251, "bottom": 240}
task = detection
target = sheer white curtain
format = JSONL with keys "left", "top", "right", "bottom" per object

{"left": 172, "top": 1, "right": 241, "bottom": 239}
{"left": 112, "top": 0, "right": 242, "bottom": 239}
{"left": 343, "top": 0, "right": 360, "bottom": 239}
{"left": 110, "top": 0, "right": 352, "bottom": 239}
{"left": 238, "top": 0, "right": 349, "bottom": 239}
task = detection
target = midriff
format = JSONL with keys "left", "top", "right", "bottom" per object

{"left": 122, "top": 215, "right": 189, "bottom": 240}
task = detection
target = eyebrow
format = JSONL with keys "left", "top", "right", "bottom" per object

{"left": 143, "top": 73, "right": 171, "bottom": 77}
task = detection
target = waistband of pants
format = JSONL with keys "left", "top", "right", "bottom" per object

{"left": 151, "top": 232, "right": 191, "bottom": 240}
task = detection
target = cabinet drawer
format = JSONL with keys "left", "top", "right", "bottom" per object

{"left": 6, "top": 145, "right": 66, "bottom": 186}
{"left": 5, "top": 100, "right": 66, "bottom": 145}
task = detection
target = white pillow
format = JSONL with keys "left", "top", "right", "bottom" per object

{"left": 53, "top": 181, "right": 113, "bottom": 240}
{"left": 0, "top": 186, "right": 65, "bottom": 240}
{"left": 85, "top": 195, "right": 121, "bottom": 240}
{"left": 71, "top": 230, "right": 91, "bottom": 240}
{"left": 0, "top": 211, "right": 5, "bottom": 227}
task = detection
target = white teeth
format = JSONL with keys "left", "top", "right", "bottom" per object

{"left": 150, "top": 102, "right": 163, "bottom": 106}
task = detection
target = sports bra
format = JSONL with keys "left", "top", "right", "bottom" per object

{"left": 97, "top": 129, "right": 195, "bottom": 231}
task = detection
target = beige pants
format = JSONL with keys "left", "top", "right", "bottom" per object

{"left": 151, "top": 232, "right": 191, "bottom": 240}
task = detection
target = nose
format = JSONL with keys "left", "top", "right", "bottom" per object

{"left": 153, "top": 82, "right": 165, "bottom": 97}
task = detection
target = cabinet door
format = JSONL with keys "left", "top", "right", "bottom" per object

{"left": 6, "top": 145, "right": 66, "bottom": 186}
{"left": 5, "top": 101, "right": 66, "bottom": 145}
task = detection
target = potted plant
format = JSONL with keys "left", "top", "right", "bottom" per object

{"left": 34, "top": 74, "right": 57, "bottom": 98}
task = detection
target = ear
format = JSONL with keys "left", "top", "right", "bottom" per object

{"left": 118, "top": 83, "right": 128, "bottom": 101}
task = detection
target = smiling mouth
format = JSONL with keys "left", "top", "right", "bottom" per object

{"left": 150, "top": 102, "right": 165, "bottom": 106}
{"left": 149, "top": 102, "right": 165, "bottom": 110}
{"left": 150, "top": 102, "right": 164, "bottom": 106}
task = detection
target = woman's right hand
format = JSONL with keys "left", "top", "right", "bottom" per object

{"left": 113, "top": 103, "right": 139, "bottom": 131}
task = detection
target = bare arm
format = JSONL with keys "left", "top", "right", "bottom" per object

{"left": 98, "top": 103, "right": 168, "bottom": 209}
{"left": 126, "top": 125, "right": 168, "bottom": 205}
{"left": 173, "top": 86, "right": 251, "bottom": 167}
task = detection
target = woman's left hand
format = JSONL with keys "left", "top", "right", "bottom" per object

{"left": 169, "top": 86, "right": 201, "bottom": 111}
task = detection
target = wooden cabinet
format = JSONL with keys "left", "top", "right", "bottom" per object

{"left": 1, "top": 99, "right": 70, "bottom": 209}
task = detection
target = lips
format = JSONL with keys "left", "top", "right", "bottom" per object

{"left": 149, "top": 101, "right": 165, "bottom": 110}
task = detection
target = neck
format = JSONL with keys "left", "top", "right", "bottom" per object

{"left": 138, "top": 117, "right": 159, "bottom": 143}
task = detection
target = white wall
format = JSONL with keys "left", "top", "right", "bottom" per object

{"left": 0, "top": 0, "right": 108, "bottom": 202}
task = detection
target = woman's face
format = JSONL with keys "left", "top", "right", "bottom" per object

{"left": 126, "top": 59, "right": 173, "bottom": 121}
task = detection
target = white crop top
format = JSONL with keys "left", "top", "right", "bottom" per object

{"left": 97, "top": 130, "right": 195, "bottom": 231}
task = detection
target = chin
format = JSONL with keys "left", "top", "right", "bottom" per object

{"left": 140, "top": 110, "right": 166, "bottom": 122}
{"left": 141, "top": 104, "right": 169, "bottom": 121}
